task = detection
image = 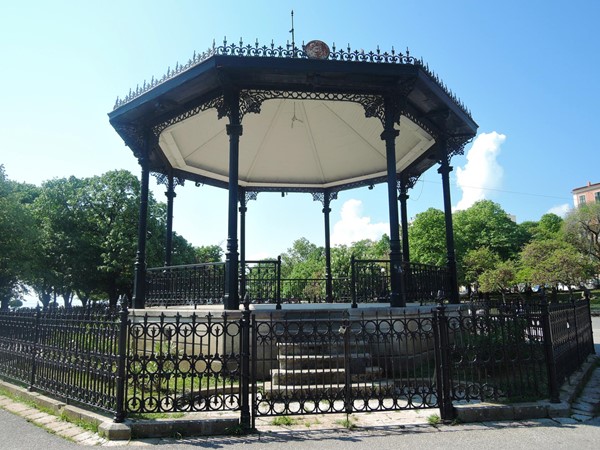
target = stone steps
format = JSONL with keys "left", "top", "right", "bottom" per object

{"left": 271, "top": 366, "right": 383, "bottom": 385}
{"left": 262, "top": 379, "right": 397, "bottom": 398}
{"left": 277, "top": 352, "right": 372, "bottom": 370}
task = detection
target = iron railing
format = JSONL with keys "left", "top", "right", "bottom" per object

{"left": 404, "top": 262, "right": 451, "bottom": 304}
{"left": 351, "top": 258, "right": 451, "bottom": 305}
{"left": 0, "top": 306, "right": 122, "bottom": 415}
{"left": 252, "top": 310, "right": 438, "bottom": 422}
{"left": 146, "top": 263, "right": 225, "bottom": 307}
{"left": 442, "top": 304, "right": 548, "bottom": 403}
{"left": 125, "top": 311, "right": 241, "bottom": 414}
{"left": 0, "top": 297, "right": 594, "bottom": 424}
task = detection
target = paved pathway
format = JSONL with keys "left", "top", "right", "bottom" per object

{"left": 0, "top": 365, "right": 598, "bottom": 447}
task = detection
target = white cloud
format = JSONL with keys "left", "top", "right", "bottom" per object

{"left": 331, "top": 199, "right": 389, "bottom": 246}
{"left": 455, "top": 131, "right": 506, "bottom": 211}
{"left": 547, "top": 203, "right": 571, "bottom": 217}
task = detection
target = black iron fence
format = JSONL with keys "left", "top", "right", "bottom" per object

{"left": 0, "top": 299, "right": 594, "bottom": 426}
{"left": 144, "top": 258, "right": 450, "bottom": 308}
{"left": 0, "top": 306, "right": 123, "bottom": 415}
{"left": 252, "top": 310, "right": 438, "bottom": 422}
{"left": 146, "top": 263, "right": 226, "bottom": 307}
{"left": 126, "top": 311, "right": 241, "bottom": 414}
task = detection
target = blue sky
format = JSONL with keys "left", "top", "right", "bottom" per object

{"left": 1, "top": 0, "right": 599, "bottom": 262}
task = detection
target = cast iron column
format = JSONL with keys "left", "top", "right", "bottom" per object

{"left": 398, "top": 176, "right": 410, "bottom": 263}
{"left": 381, "top": 97, "right": 405, "bottom": 307}
{"left": 224, "top": 91, "right": 242, "bottom": 310}
{"left": 164, "top": 172, "right": 175, "bottom": 267}
{"left": 438, "top": 143, "right": 460, "bottom": 304}
{"left": 323, "top": 192, "right": 333, "bottom": 303}
{"left": 239, "top": 189, "right": 247, "bottom": 302}
{"left": 133, "top": 135, "right": 152, "bottom": 309}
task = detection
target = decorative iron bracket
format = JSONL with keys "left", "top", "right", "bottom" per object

{"left": 312, "top": 191, "right": 338, "bottom": 206}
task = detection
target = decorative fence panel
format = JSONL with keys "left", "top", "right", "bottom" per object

{"left": 404, "top": 262, "right": 450, "bottom": 304}
{"left": 441, "top": 305, "right": 548, "bottom": 403}
{"left": 33, "top": 307, "right": 122, "bottom": 413}
{"left": 0, "top": 298, "right": 594, "bottom": 425}
{"left": 125, "top": 311, "right": 242, "bottom": 414}
{"left": 146, "top": 263, "right": 226, "bottom": 307}
{"left": 251, "top": 310, "right": 439, "bottom": 421}
{"left": 351, "top": 259, "right": 390, "bottom": 303}
{"left": 0, "top": 307, "right": 122, "bottom": 415}
{"left": 0, "top": 309, "right": 38, "bottom": 385}
{"left": 548, "top": 300, "right": 595, "bottom": 386}
{"left": 242, "top": 260, "right": 280, "bottom": 304}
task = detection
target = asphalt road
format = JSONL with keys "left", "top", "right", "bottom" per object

{"left": 1, "top": 408, "right": 599, "bottom": 450}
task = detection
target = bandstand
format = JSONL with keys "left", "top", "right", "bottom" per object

{"left": 108, "top": 39, "right": 478, "bottom": 311}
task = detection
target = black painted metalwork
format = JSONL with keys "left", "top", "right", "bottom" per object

{"left": 0, "top": 309, "right": 37, "bottom": 385}
{"left": 239, "top": 189, "right": 259, "bottom": 305}
{"left": 133, "top": 136, "right": 152, "bottom": 309}
{"left": 442, "top": 303, "right": 549, "bottom": 404}
{"left": 352, "top": 259, "right": 391, "bottom": 304}
{"left": 164, "top": 173, "right": 176, "bottom": 266}
{"left": 0, "top": 306, "right": 122, "bottom": 414}
{"left": 252, "top": 310, "right": 439, "bottom": 417}
{"left": 224, "top": 91, "right": 242, "bottom": 310}
{"left": 312, "top": 191, "right": 338, "bottom": 304}
{"left": 438, "top": 144, "right": 459, "bottom": 304}
{"left": 243, "top": 259, "right": 280, "bottom": 306}
{"left": 113, "top": 39, "right": 473, "bottom": 122}
{"left": 126, "top": 311, "right": 241, "bottom": 413}
{"left": 404, "top": 262, "right": 451, "bottom": 304}
{"left": 398, "top": 175, "right": 411, "bottom": 264}
{"left": 114, "top": 299, "right": 129, "bottom": 422}
{"left": 146, "top": 263, "right": 226, "bottom": 307}
{"left": 545, "top": 299, "right": 595, "bottom": 400}
{"left": 382, "top": 97, "right": 404, "bottom": 308}
{"left": 0, "top": 295, "right": 594, "bottom": 422}
{"left": 144, "top": 259, "right": 451, "bottom": 308}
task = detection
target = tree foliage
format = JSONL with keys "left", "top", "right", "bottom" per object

{"left": 194, "top": 244, "right": 223, "bottom": 263}
{"left": 454, "top": 200, "right": 526, "bottom": 262}
{"left": 462, "top": 247, "right": 500, "bottom": 286}
{"left": 24, "top": 170, "right": 195, "bottom": 307}
{"left": 408, "top": 208, "right": 447, "bottom": 266}
{"left": 520, "top": 238, "right": 595, "bottom": 290}
{"left": 478, "top": 259, "right": 518, "bottom": 298}
{"left": 0, "top": 166, "right": 38, "bottom": 309}
{"left": 563, "top": 202, "right": 600, "bottom": 269}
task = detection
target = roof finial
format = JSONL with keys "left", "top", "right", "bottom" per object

{"left": 289, "top": 10, "right": 296, "bottom": 57}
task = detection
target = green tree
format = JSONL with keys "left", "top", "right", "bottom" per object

{"left": 83, "top": 170, "right": 168, "bottom": 306}
{"left": 538, "top": 213, "right": 563, "bottom": 237}
{"left": 29, "top": 170, "right": 169, "bottom": 307}
{"left": 454, "top": 200, "right": 526, "bottom": 263}
{"left": 194, "top": 244, "right": 224, "bottom": 263}
{"left": 563, "top": 202, "right": 600, "bottom": 270}
{"left": 30, "top": 176, "right": 92, "bottom": 307}
{"left": 478, "top": 259, "right": 518, "bottom": 299}
{"left": 408, "top": 208, "right": 447, "bottom": 266}
{"left": 462, "top": 247, "right": 500, "bottom": 287}
{"left": 520, "top": 238, "right": 595, "bottom": 295}
{"left": 0, "top": 166, "right": 38, "bottom": 309}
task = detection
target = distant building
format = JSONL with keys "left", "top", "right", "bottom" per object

{"left": 572, "top": 181, "right": 600, "bottom": 207}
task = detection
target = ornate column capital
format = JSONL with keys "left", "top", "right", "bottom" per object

{"left": 226, "top": 123, "right": 243, "bottom": 136}
{"left": 312, "top": 191, "right": 338, "bottom": 210}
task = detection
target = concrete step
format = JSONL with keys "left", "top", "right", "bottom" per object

{"left": 277, "top": 352, "right": 372, "bottom": 370}
{"left": 276, "top": 341, "right": 368, "bottom": 356}
{"left": 261, "top": 379, "right": 397, "bottom": 398}
{"left": 271, "top": 366, "right": 383, "bottom": 385}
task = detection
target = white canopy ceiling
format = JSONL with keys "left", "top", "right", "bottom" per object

{"left": 158, "top": 98, "right": 435, "bottom": 190}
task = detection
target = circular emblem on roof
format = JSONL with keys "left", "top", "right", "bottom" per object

{"left": 304, "top": 40, "right": 330, "bottom": 59}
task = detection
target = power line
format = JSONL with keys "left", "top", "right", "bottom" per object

{"left": 418, "top": 179, "right": 571, "bottom": 201}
